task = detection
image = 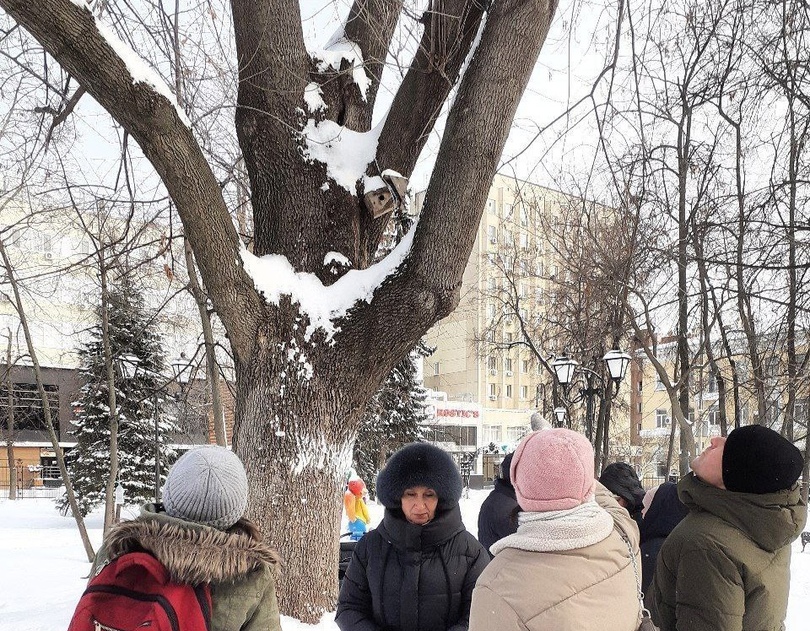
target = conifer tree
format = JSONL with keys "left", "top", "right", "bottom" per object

{"left": 354, "top": 343, "right": 432, "bottom": 498}
{"left": 59, "top": 278, "right": 176, "bottom": 515}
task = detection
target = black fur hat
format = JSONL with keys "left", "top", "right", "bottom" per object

{"left": 376, "top": 442, "right": 463, "bottom": 510}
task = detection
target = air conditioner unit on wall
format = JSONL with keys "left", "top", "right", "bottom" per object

{"left": 489, "top": 369, "right": 497, "bottom": 376}
{"left": 488, "top": 395, "right": 497, "bottom": 400}
{"left": 505, "top": 370, "right": 513, "bottom": 377}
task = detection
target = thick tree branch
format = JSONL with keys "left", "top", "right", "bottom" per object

{"left": 343, "top": 0, "right": 404, "bottom": 130}
{"left": 375, "top": 0, "right": 486, "bottom": 177}
{"left": 357, "top": 0, "right": 486, "bottom": 261}
{"left": 0, "top": 0, "right": 262, "bottom": 365}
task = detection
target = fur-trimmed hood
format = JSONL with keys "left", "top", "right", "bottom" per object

{"left": 104, "top": 506, "right": 280, "bottom": 585}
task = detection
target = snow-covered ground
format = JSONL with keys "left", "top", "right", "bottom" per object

{"left": 1, "top": 489, "right": 808, "bottom": 630}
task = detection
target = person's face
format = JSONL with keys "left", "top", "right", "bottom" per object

{"left": 401, "top": 486, "right": 439, "bottom": 525}
{"left": 690, "top": 436, "right": 727, "bottom": 488}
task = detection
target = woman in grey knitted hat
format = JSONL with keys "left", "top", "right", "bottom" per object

{"left": 91, "top": 445, "right": 282, "bottom": 631}
{"left": 336, "top": 442, "right": 489, "bottom": 631}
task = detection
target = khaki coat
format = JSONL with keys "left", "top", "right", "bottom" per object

{"left": 469, "top": 483, "right": 641, "bottom": 631}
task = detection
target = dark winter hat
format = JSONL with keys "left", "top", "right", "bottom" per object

{"left": 722, "top": 425, "right": 803, "bottom": 494}
{"left": 162, "top": 445, "right": 249, "bottom": 530}
{"left": 599, "top": 462, "right": 646, "bottom": 509}
{"left": 375, "top": 442, "right": 462, "bottom": 510}
{"left": 499, "top": 452, "right": 515, "bottom": 486}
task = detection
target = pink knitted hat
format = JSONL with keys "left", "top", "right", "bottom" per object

{"left": 510, "top": 428, "right": 596, "bottom": 512}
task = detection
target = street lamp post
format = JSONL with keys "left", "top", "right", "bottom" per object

{"left": 551, "top": 349, "right": 631, "bottom": 440}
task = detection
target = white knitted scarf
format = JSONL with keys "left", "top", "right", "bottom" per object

{"left": 489, "top": 500, "right": 614, "bottom": 555}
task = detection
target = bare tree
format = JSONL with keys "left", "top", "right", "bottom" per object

{"left": 0, "top": 231, "right": 95, "bottom": 560}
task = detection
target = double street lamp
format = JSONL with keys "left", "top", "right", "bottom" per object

{"left": 550, "top": 349, "right": 632, "bottom": 439}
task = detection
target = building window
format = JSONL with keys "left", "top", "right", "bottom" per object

{"left": 655, "top": 374, "right": 665, "bottom": 390}
{"left": 505, "top": 332, "right": 514, "bottom": 343}
{"left": 433, "top": 362, "right": 440, "bottom": 376}
{"left": 504, "top": 229, "right": 513, "bottom": 245}
{"left": 487, "top": 356, "right": 497, "bottom": 370}
{"left": 505, "top": 385, "right": 512, "bottom": 398}
{"left": 487, "top": 277, "right": 496, "bottom": 291}
{"left": 707, "top": 370, "right": 718, "bottom": 393}
{"left": 520, "top": 385, "right": 528, "bottom": 399}
{"left": 423, "top": 424, "right": 477, "bottom": 448}
{"left": 794, "top": 401, "right": 808, "bottom": 424}
{"left": 505, "top": 357, "right": 513, "bottom": 372}
{"left": 488, "top": 303, "right": 496, "bottom": 319}
{"left": 483, "top": 424, "right": 502, "bottom": 443}
{"left": 0, "top": 383, "right": 59, "bottom": 434}
{"left": 487, "top": 225, "right": 497, "bottom": 243}
{"left": 503, "top": 202, "right": 513, "bottom": 219}
{"left": 637, "top": 402, "right": 642, "bottom": 413}
{"left": 519, "top": 233, "right": 529, "bottom": 249}
{"left": 487, "top": 199, "right": 496, "bottom": 214}
{"left": 522, "top": 359, "right": 530, "bottom": 373}
{"left": 506, "top": 425, "right": 525, "bottom": 443}
{"left": 637, "top": 379, "right": 643, "bottom": 393}
{"left": 655, "top": 409, "right": 669, "bottom": 428}
{"left": 489, "top": 384, "right": 496, "bottom": 397}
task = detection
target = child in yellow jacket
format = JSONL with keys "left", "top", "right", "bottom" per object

{"left": 344, "top": 478, "right": 370, "bottom": 540}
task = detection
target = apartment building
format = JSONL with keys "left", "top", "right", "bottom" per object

{"left": 418, "top": 174, "right": 632, "bottom": 474}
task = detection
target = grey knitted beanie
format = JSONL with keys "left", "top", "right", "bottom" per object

{"left": 162, "top": 445, "right": 248, "bottom": 530}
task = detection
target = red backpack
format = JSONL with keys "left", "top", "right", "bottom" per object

{"left": 68, "top": 551, "right": 212, "bottom": 631}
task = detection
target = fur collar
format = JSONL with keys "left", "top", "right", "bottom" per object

{"left": 105, "top": 508, "right": 280, "bottom": 585}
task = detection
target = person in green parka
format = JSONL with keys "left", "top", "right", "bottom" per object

{"left": 647, "top": 424, "right": 806, "bottom": 631}
{"left": 91, "top": 446, "right": 282, "bottom": 631}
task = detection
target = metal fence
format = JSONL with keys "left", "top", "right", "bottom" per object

{"left": 0, "top": 462, "right": 63, "bottom": 499}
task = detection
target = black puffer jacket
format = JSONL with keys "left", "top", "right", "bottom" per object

{"left": 336, "top": 504, "right": 489, "bottom": 631}
{"left": 476, "top": 479, "right": 518, "bottom": 556}
{"left": 639, "top": 482, "right": 687, "bottom": 594}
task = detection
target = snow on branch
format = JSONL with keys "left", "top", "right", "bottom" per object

{"left": 69, "top": 0, "right": 190, "bottom": 127}
{"left": 310, "top": 29, "right": 371, "bottom": 100}
{"left": 301, "top": 118, "right": 382, "bottom": 192}
{"left": 240, "top": 221, "right": 418, "bottom": 343}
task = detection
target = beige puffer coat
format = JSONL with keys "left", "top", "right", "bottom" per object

{"left": 92, "top": 504, "right": 282, "bottom": 631}
{"left": 469, "top": 483, "right": 641, "bottom": 631}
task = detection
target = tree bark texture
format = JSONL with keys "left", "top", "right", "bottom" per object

{"left": 0, "top": 0, "right": 560, "bottom": 620}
